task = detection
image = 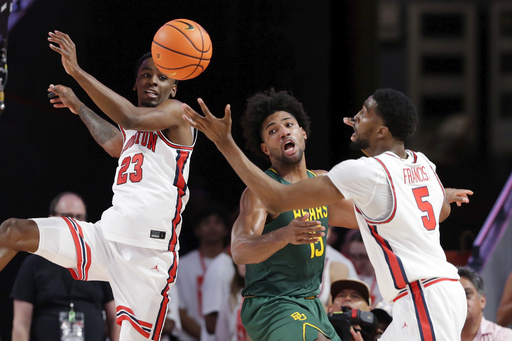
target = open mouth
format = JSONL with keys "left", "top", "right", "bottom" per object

{"left": 144, "top": 89, "right": 159, "bottom": 98}
{"left": 283, "top": 140, "right": 296, "bottom": 154}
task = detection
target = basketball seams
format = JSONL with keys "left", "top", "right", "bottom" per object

{"left": 152, "top": 18, "right": 212, "bottom": 80}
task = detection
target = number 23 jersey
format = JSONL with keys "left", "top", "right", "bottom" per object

{"left": 101, "top": 127, "right": 196, "bottom": 251}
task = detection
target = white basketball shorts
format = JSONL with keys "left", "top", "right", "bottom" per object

{"left": 31, "top": 217, "right": 178, "bottom": 341}
{"left": 380, "top": 277, "right": 466, "bottom": 341}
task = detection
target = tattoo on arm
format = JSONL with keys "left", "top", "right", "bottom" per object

{"left": 78, "top": 104, "right": 119, "bottom": 146}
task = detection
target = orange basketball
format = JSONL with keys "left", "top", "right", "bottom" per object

{"left": 151, "top": 19, "right": 212, "bottom": 81}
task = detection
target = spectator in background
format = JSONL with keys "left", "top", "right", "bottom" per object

{"left": 162, "top": 285, "right": 181, "bottom": 341}
{"left": 202, "top": 249, "right": 235, "bottom": 340}
{"left": 11, "top": 192, "right": 119, "bottom": 341}
{"left": 328, "top": 279, "right": 391, "bottom": 341}
{"left": 214, "top": 262, "right": 251, "bottom": 341}
{"left": 318, "top": 226, "right": 358, "bottom": 310}
{"left": 459, "top": 266, "right": 512, "bottom": 341}
{"left": 497, "top": 272, "right": 512, "bottom": 327}
{"left": 176, "top": 201, "right": 230, "bottom": 341}
{"left": 346, "top": 231, "right": 384, "bottom": 308}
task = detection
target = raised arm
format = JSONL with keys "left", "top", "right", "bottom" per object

{"left": 182, "top": 99, "right": 344, "bottom": 213}
{"left": 231, "top": 188, "right": 325, "bottom": 265}
{"left": 48, "top": 30, "right": 187, "bottom": 132}
{"left": 48, "top": 85, "right": 123, "bottom": 157}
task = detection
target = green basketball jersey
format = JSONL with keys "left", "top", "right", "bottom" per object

{"left": 242, "top": 169, "right": 329, "bottom": 298}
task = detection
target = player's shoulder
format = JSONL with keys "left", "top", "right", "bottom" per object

{"left": 309, "top": 169, "right": 328, "bottom": 176}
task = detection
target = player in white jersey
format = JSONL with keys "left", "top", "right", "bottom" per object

{"left": 181, "top": 88, "right": 474, "bottom": 341}
{"left": 0, "top": 31, "right": 196, "bottom": 341}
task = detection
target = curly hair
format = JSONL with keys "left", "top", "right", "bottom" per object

{"left": 372, "top": 88, "right": 418, "bottom": 141}
{"left": 241, "top": 89, "right": 311, "bottom": 159}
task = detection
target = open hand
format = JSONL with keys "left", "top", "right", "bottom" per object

{"left": 48, "top": 30, "right": 80, "bottom": 76}
{"left": 281, "top": 213, "right": 325, "bottom": 245}
{"left": 181, "top": 98, "right": 233, "bottom": 148}
{"left": 445, "top": 188, "right": 473, "bottom": 207}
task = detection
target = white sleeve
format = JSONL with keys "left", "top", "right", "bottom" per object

{"left": 328, "top": 157, "right": 392, "bottom": 221}
{"left": 327, "top": 158, "right": 382, "bottom": 206}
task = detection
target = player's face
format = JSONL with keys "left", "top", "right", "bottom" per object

{"left": 348, "top": 241, "right": 373, "bottom": 276}
{"left": 332, "top": 289, "right": 370, "bottom": 312}
{"left": 134, "top": 58, "right": 177, "bottom": 108}
{"left": 460, "top": 277, "right": 485, "bottom": 325}
{"left": 195, "top": 214, "right": 228, "bottom": 244}
{"left": 349, "top": 96, "right": 384, "bottom": 154}
{"left": 260, "top": 111, "right": 307, "bottom": 165}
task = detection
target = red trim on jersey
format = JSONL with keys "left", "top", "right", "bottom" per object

{"left": 409, "top": 280, "right": 436, "bottom": 341}
{"left": 116, "top": 305, "right": 152, "bottom": 338}
{"left": 393, "top": 278, "right": 459, "bottom": 302}
{"left": 157, "top": 130, "right": 194, "bottom": 150}
{"left": 364, "top": 157, "right": 397, "bottom": 224}
{"left": 368, "top": 224, "right": 408, "bottom": 289}
{"left": 168, "top": 150, "right": 190, "bottom": 251}
{"left": 151, "top": 251, "right": 179, "bottom": 340}
{"left": 63, "top": 218, "right": 91, "bottom": 281}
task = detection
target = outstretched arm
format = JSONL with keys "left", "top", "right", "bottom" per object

{"left": 181, "top": 99, "right": 345, "bottom": 213}
{"left": 440, "top": 188, "right": 473, "bottom": 222}
{"left": 48, "top": 30, "right": 184, "bottom": 132}
{"left": 48, "top": 85, "right": 123, "bottom": 157}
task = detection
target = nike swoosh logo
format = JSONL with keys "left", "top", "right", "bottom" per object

{"left": 177, "top": 20, "right": 194, "bottom": 31}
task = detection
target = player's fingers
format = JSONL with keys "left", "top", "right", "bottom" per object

{"left": 197, "top": 98, "right": 215, "bottom": 118}
{"left": 343, "top": 117, "right": 355, "bottom": 127}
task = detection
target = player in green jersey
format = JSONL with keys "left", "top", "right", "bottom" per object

{"left": 228, "top": 89, "right": 359, "bottom": 341}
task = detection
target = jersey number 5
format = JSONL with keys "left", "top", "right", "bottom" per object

{"left": 117, "top": 153, "right": 144, "bottom": 185}
{"left": 412, "top": 186, "right": 436, "bottom": 230}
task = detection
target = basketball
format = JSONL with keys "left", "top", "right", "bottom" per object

{"left": 151, "top": 19, "right": 212, "bottom": 81}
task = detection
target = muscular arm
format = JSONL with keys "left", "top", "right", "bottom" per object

{"left": 49, "top": 85, "right": 123, "bottom": 157}
{"left": 48, "top": 31, "right": 189, "bottom": 134}
{"left": 231, "top": 188, "right": 326, "bottom": 265}
{"left": 183, "top": 99, "right": 344, "bottom": 213}
{"left": 12, "top": 300, "right": 33, "bottom": 341}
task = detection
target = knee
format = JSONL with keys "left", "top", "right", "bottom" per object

{"left": 0, "top": 218, "right": 36, "bottom": 246}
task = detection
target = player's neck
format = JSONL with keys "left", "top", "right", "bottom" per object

{"left": 271, "top": 158, "right": 308, "bottom": 184}
{"left": 364, "top": 141, "right": 406, "bottom": 158}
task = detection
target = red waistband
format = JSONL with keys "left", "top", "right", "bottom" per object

{"left": 393, "top": 277, "right": 459, "bottom": 302}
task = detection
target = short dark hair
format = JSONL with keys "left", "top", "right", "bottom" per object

{"left": 134, "top": 52, "right": 179, "bottom": 85}
{"left": 193, "top": 201, "right": 230, "bottom": 230}
{"left": 372, "top": 88, "right": 418, "bottom": 141}
{"left": 241, "top": 88, "right": 311, "bottom": 159}
{"left": 458, "top": 266, "right": 485, "bottom": 296}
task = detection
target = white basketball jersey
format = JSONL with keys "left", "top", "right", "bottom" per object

{"left": 101, "top": 127, "right": 196, "bottom": 251}
{"left": 328, "top": 150, "right": 459, "bottom": 303}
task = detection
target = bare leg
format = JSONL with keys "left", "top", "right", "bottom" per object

{"left": 0, "top": 218, "right": 39, "bottom": 271}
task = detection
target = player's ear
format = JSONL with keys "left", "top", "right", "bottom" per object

{"left": 260, "top": 143, "right": 270, "bottom": 156}
{"left": 170, "top": 83, "right": 178, "bottom": 98}
{"left": 300, "top": 127, "right": 308, "bottom": 140}
{"left": 377, "top": 125, "right": 389, "bottom": 138}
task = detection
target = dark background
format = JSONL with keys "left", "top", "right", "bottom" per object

{"left": 0, "top": 0, "right": 509, "bottom": 285}
{"left": 0, "top": 0, "right": 511, "bottom": 340}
